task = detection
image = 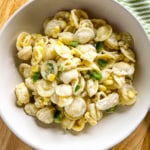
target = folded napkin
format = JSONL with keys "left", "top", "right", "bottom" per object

{"left": 116, "top": 0, "right": 150, "bottom": 35}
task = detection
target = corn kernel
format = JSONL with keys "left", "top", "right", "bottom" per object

{"left": 43, "top": 98, "right": 50, "bottom": 105}
{"left": 71, "top": 49, "right": 76, "bottom": 55}
{"left": 48, "top": 74, "right": 56, "bottom": 81}
{"left": 38, "top": 40, "right": 44, "bottom": 46}
{"left": 128, "top": 91, "right": 135, "bottom": 99}
{"left": 31, "top": 65, "right": 39, "bottom": 72}
{"left": 104, "top": 79, "right": 113, "bottom": 85}
{"left": 57, "top": 40, "right": 63, "bottom": 46}
{"left": 39, "top": 47, "right": 44, "bottom": 53}
{"left": 37, "top": 34, "right": 42, "bottom": 37}
{"left": 99, "top": 85, "right": 107, "bottom": 91}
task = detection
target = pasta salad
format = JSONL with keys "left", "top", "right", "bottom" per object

{"left": 15, "top": 9, "right": 137, "bottom": 132}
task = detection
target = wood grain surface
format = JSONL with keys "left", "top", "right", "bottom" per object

{"left": 0, "top": 0, "right": 150, "bottom": 150}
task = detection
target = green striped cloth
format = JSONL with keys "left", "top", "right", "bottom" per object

{"left": 116, "top": 0, "right": 150, "bottom": 35}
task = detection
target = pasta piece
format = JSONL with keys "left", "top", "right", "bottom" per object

{"left": 77, "top": 44, "right": 97, "bottom": 62}
{"left": 31, "top": 46, "right": 44, "bottom": 65}
{"left": 57, "top": 57, "right": 81, "bottom": 71}
{"left": 85, "top": 103, "right": 102, "bottom": 126}
{"left": 65, "top": 97, "right": 86, "bottom": 119}
{"left": 16, "top": 32, "right": 32, "bottom": 51}
{"left": 43, "top": 44, "right": 57, "bottom": 60}
{"left": 100, "top": 69, "right": 112, "bottom": 82}
{"left": 50, "top": 94, "right": 73, "bottom": 107}
{"left": 61, "top": 117, "right": 75, "bottom": 130}
{"left": 87, "top": 79, "right": 99, "bottom": 97}
{"left": 19, "top": 63, "right": 31, "bottom": 78}
{"left": 119, "top": 32, "right": 134, "bottom": 48}
{"left": 43, "top": 17, "right": 51, "bottom": 30}
{"left": 40, "top": 60, "right": 57, "bottom": 81}
{"left": 34, "top": 95, "right": 51, "bottom": 108}
{"left": 58, "top": 32, "right": 74, "bottom": 45}
{"left": 55, "top": 41, "right": 73, "bottom": 58}
{"left": 15, "top": 82, "right": 30, "bottom": 106}
{"left": 104, "top": 33, "right": 119, "bottom": 50}
{"left": 17, "top": 46, "right": 32, "bottom": 60}
{"left": 74, "top": 27, "right": 95, "bottom": 44}
{"left": 54, "top": 11, "right": 70, "bottom": 22}
{"left": 113, "top": 75, "right": 125, "bottom": 88}
{"left": 24, "top": 103, "right": 38, "bottom": 116}
{"left": 25, "top": 77, "right": 37, "bottom": 91}
{"left": 91, "top": 19, "right": 107, "bottom": 29}
{"left": 44, "top": 19, "right": 66, "bottom": 38}
{"left": 119, "top": 84, "right": 137, "bottom": 105}
{"left": 72, "top": 75, "right": 85, "bottom": 96}
{"left": 112, "top": 62, "right": 135, "bottom": 76}
{"left": 71, "top": 117, "right": 86, "bottom": 132}
{"left": 79, "top": 19, "right": 94, "bottom": 29}
{"left": 59, "top": 69, "right": 78, "bottom": 84}
{"left": 33, "top": 35, "right": 49, "bottom": 47}
{"left": 120, "top": 47, "right": 136, "bottom": 62}
{"left": 96, "top": 53, "right": 115, "bottom": 69}
{"left": 70, "top": 9, "right": 88, "bottom": 28}
{"left": 82, "top": 60, "right": 100, "bottom": 72}
{"left": 36, "top": 107, "right": 55, "bottom": 124}
{"left": 55, "top": 84, "right": 72, "bottom": 97}
{"left": 95, "top": 25, "right": 112, "bottom": 41}
{"left": 64, "top": 25, "right": 76, "bottom": 33}
{"left": 96, "top": 93, "right": 119, "bottom": 110}
{"left": 36, "top": 79, "right": 56, "bottom": 97}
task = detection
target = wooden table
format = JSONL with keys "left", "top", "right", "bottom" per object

{"left": 0, "top": 0, "right": 150, "bottom": 149}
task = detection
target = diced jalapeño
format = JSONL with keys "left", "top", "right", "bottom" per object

{"left": 89, "top": 70, "right": 102, "bottom": 80}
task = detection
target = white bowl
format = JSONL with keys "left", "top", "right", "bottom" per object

{"left": 0, "top": 0, "right": 150, "bottom": 150}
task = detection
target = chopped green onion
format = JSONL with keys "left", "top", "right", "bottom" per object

{"left": 95, "top": 41, "right": 103, "bottom": 52}
{"left": 75, "top": 84, "right": 81, "bottom": 92}
{"left": 69, "top": 41, "right": 79, "bottom": 47}
{"left": 89, "top": 70, "right": 102, "bottom": 80}
{"left": 104, "top": 106, "right": 117, "bottom": 113}
{"left": 32, "top": 71, "right": 41, "bottom": 82}
{"left": 46, "top": 63, "right": 54, "bottom": 75}
{"left": 98, "top": 59, "right": 107, "bottom": 68}
{"left": 58, "top": 64, "right": 64, "bottom": 72}
{"left": 53, "top": 110, "right": 62, "bottom": 123}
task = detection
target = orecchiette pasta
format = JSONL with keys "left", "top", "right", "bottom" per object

{"left": 15, "top": 9, "right": 137, "bottom": 132}
{"left": 36, "top": 107, "right": 55, "bottom": 124}
{"left": 17, "top": 46, "right": 32, "bottom": 60}
{"left": 19, "top": 63, "right": 31, "bottom": 78}
{"left": 15, "top": 83, "right": 30, "bottom": 106}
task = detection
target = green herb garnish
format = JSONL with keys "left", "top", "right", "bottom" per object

{"left": 75, "top": 84, "right": 81, "bottom": 92}
{"left": 46, "top": 63, "right": 54, "bottom": 75}
{"left": 69, "top": 41, "right": 79, "bottom": 47}
{"left": 104, "top": 106, "right": 117, "bottom": 113}
{"left": 32, "top": 71, "right": 42, "bottom": 82}
{"left": 98, "top": 59, "right": 108, "bottom": 68}
{"left": 89, "top": 70, "right": 103, "bottom": 80}
{"left": 95, "top": 41, "right": 103, "bottom": 52}
{"left": 53, "top": 110, "right": 62, "bottom": 123}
